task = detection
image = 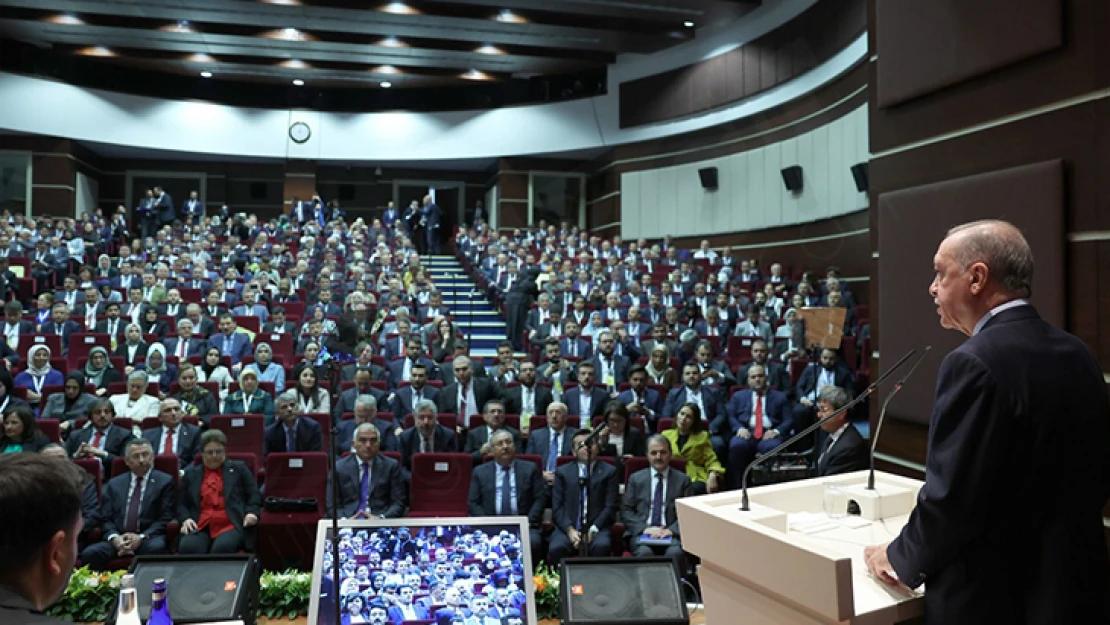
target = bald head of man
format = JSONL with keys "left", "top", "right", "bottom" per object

{"left": 930, "top": 219, "right": 1034, "bottom": 336}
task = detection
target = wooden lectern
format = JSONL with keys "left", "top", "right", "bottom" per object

{"left": 677, "top": 470, "right": 925, "bottom": 624}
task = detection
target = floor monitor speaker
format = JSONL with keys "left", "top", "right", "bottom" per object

{"left": 107, "top": 554, "right": 259, "bottom": 625}
{"left": 560, "top": 557, "right": 689, "bottom": 625}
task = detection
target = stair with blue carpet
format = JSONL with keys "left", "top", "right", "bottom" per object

{"left": 424, "top": 255, "right": 507, "bottom": 360}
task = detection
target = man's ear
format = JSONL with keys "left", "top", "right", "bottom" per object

{"left": 46, "top": 529, "right": 67, "bottom": 577}
{"left": 968, "top": 261, "right": 990, "bottom": 295}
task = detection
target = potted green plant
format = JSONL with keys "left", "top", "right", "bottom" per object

{"left": 47, "top": 567, "right": 124, "bottom": 623}
{"left": 258, "top": 570, "right": 312, "bottom": 620}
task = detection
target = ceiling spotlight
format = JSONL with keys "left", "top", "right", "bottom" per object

{"left": 281, "top": 27, "right": 305, "bottom": 40}
{"left": 496, "top": 9, "right": 527, "bottom": 23}
{"left": 380, "top": 36, "right": 404, "bottom": 47}
{"left": 475, "top": 44, "right": 504, "bottom": 55}
{"left": 380, "top": 81, "right": 392, "bottom": 88}
{"left": 461, "top": 68, "right": 493, "bottom": 81}
{"left": 292, "top": 78, "right": 305, "bottom": 86}
{"left": 375, "top": 64, "right": 400, "bottom": 74}
{"left": 683, "top": 20, "right": 695, "bottom": 28}
{"left": 380, "top": 2, "right": 419, "bottom": 14}
{"left": 47, "top": 13, "right": 84, "bottom": 25}
{"left": 200, "top": 71, "right": 213, "bottom": 78}
{"left": 75, "top": 46, "right": 116, "bottom": 57}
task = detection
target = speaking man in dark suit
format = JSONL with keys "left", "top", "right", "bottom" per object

{"left": 67, "top": 399, "right": 134, "bottom": 470}
{"left": 863, "top": 220, "right": 1110, "bottom": 624}
{"left": 438, "top": 355, "right": 501, "bottom": 429}
{"left": 720, "top": 364, "right": 792, "bottom": 488}
{"left": 463, "top": 399, "right": 523, "bottom": 465}
{"left": 263, "top": 391, "right": 324, "bottom": 456}
{"left": 467, "top": 430, "right": 546, "bottom": 558}
{"left": 140, "top": 398, "right": 201, "bottom": 470}
{"left": 79, "top": 439, "right": 174, "bottom": 570}
{"left": 398, "top": 400, "right": 458, "bottom": 473}
{"left": 814, "top": 386, "right": 867, "bottom": 477}
{"left": 327, "top": 423, "right": 406, "bottom": 519}
{"left": 501, "top": 361, "right": 552, "bottom": 422}
{"left": 548, "top": 428, "right": 620, "bottom": 564}
{"left": 562, "top": 361, "right": 610, "bottom": 419}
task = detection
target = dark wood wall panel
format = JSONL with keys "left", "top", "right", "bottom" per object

{"left": 876, "top": 0, "right": 1063, "bottom": 108}
{"left": 618, "top": 0, "right": 866, "bottom": 128}
{"left": 871, "top": 0, "right": 1110, "bottom": 153}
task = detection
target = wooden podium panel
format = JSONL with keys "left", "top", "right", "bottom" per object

{"left": 677, "top": 471, "right": 925, "bottom": 625}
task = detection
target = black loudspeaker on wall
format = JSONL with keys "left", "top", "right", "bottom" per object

{"left": 851, "top": 162, "right": 869, "bottom": 192}
{"left": 107, "top": 555, "right": 260, "bottom": 625}
{"left": 697, "top": 167, "right": 718, "bottom": 191}
{"left": 781, "top": 165, "right": 804, "bottom": 193}
{"left": 560, "top": 557, "right": 689, "bottom": 625}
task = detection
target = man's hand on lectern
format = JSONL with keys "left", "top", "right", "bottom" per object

{"left": 864, "top": 542, "right": 899, "bottom": 586}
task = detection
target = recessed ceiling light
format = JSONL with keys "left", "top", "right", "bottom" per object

{"left": 46, "top": 13, "right": 84, "bottom": 25}
{"left": 475, "top": 44, "right": 504, "bottom": 55}
{"left": 683, "top": 20, "right": 695, "bottom": 28}
{"left": 375, "top": 64, "right": 400, "bottom": 74}
{"left": 380, "top": 2, "right": 419, "bottom": 15}
{"left": 380, "top": 81, "right": 392, "bottom": 88}
{"left": 75, "top": 46, "right": 116, "bottom": 57}
{"left": 380, "top": 36, "right": 405, "bottom": 47}
{"left": 461, "top": 69, "right": 493, "bottom": 81}
{"left": 282, "top": 27, "right": 302, "bottom": 40}
{"left": 292, "top": 79, "right": 305, "bottom": 86}
{"left": 496, "top": 9, "right": 527, "bottom": 23}
{"left": 200, "top": 71, "right": 213, "bottom": 78}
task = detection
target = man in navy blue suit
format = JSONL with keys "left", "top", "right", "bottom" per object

{"left": 563, "top": 361, "right": 610, "bottom": 419}
{"left": 558, "top": 321, "right": 591, "bottom": 360}
{"left": 863, "top": 220, "right": 1110, "bottom": 624}
{"left": 422, "top": 194, "right": 442, "bottom": 255}
{"left": 662, "top": 362, "right": 725, "bottom": 427}
{"left": 617, "top": 365, "right": 663, "bottom": 432}
{"left": 39, "top": 303, "right": 81, "bottom": 353}
{"left": 720, "top": 364, "right": 790, "bottom": 488}
{"left": 264, "top": 391, "right": 324, "bottom": 456}
{"left": 387, "top": 338, "right": 439, "bottom": 389}
{"left": 792, "top": 347, "right": 855, "bottom": 437}
{"left": 382, "top": 201, "right": 400, "bottom": 230}
{"left": 207, "top": 313, "right": 252, "bottom": 363}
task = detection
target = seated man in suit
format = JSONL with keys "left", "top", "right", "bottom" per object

{"left": 382, "top": 317, "right": 415, "bottom": 362}
{"left": 163, "top": 318, "right": 206, "bottom": 361}
{"left": 733, "top": 304, "right": 774, "bottom": 345}
{"left": 327, "top": 422, "right": 407, "bottom": 519}
{"left": 485, "top": 341, "right": 519, "bottom": 386}
{"left": 722, "top": 364, "right": 792, "bottom": 488}
{"left": 398, "top": 399, "right": 458, "bottom": 473}
{"left": 141, "top": 398, "right": 201, "bottom": 470}
{"left": 467, "top": 430, "right": 546, "bottom": 558}
{"left": 815, "top": 386, "right": 868, "bottom": 477}
{"left": 525, "top": 401, "right": 578, "bottom": 485}
{"left": 737, "top": 339, "right": 790, "bottom": 393}
{"left": 558, "top": 320, "right": 591, "bottom": 360}
{"left": 261, "top": 306, "right": 299, "bottom": 340}
{"left": 793, "top": 347, "right": 856, "bottom": 438}
{"left": 66, "top": 399, "right": 134, "bottom": 471}
{"left": 537, "top": 340, "right": 576, "bottom": 394}
{"left": 390, "top": 362, "right": 439, "bottom": 419}
{"left": 622, "top": 434, "right": 691, "bottom": 561}
{"left": 591, "top": 330, "right": 632, "bottom": 392}
{"left": 502, "top": 360, "right": 553, "bottom": 428}
{"left": 339, "top": 341, "right": 388, "bottom": 383}
{"left": 662, "top": 362, "right": 726, "bottom": 432}
{"left": 79, "top": 438, "right": 174, "bottom": 570}
{"left": 207, "top": 313, "right": 252, "bottom": 363}
{"left": 548, "top": 428, "right": 621, "bottom": 564}
{"left": 333, "top": 367, "right": 390, "bottom": 419}
{"left": 337, "top": 395, "right": 400, "bottom": 454}
{"left": 463, "top": 399, "right": 523, "bottom": 465}
{"left": 563, "top": 361, "right": 610, "bottom": 419}
{"left": 438, "top": 355, "right": 501, "bottom": 430}
{"left": 263, "top": 390, "right": 324, "bottom": 456}
{"left": 618, "top": 365, "right": 664, "bottom": 433}
{"left": 39, "top": 303, "right": 80, "bottom": 353}
{"left": 689, "top": 340, "right": 735, "bottom": 390}
{"left": 387, "top": 337, "right": 439, "bottom": 389}
{"left": 389, "top": 585, "right": 430, "bottom": 623}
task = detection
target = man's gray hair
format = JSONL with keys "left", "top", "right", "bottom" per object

{"left": 175, "top": 317, "right": 193, "bottom": 332}
{"left": 645, "top": 434, "right": 669, "bottom": 450}
{"left": 414, "top": 398, "right": 438, "bottom": 416}
{"left": 354, "top": 422, "right": 380, "bottom": 438}
{"left": 490, "top": 429, "right": 514, "bottom": 446}
{"left": 276, "top": 389, "right": 299, "bottom": 406}
{"left": 127, "top": 370, "right": 149, "bottom": 385}
{"left": 354, "top": 395, "right": 377, "bottom": 412}
{"left": 947, "top": 219, "right": 1034, "bottom": 298}
{"left": 817, "top": 385, "right": 849, "bottom": 410}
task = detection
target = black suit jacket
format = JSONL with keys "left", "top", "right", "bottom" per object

{"left": 501, "top": 384, "right": 553, "bottom": 418}
{"left": 816, "top": 424, "right": 868, "bottom": 476}
{"left": 336, "top": 418, "right": 399, "bottom": 453}
{"left": 794, "top": 363, "right": 855, "bottom": 402}
{"left": 468, "top": 460, "right": 547, "bottom": 526}
{"left": 65, "top": 424, "right": 134, "bottom": 465}
{"left": 436, "top": 378, "right": 501, "bottom": 418}
{"left": 591, "top": 353, "right": 632, "bottom": 388}
{"left": 263, "top": 417, "right": 324, "bottom": 455}
{"left": 737, "top": 359, "right": 791, "bottom": 392}
{"left": 340, "top": 363, "right": 388, "bottom": 383}
{"left": 887, "top": 306, "right": 1110, "bottom": 624}
{"left": 99, "top": 469, "right": 175, "bottom": 539}
{"left": 563, "top": 386, "right": 610, "bottom": 418}
{"left": 332, "top": 387, "right": 389, "bottom": 419}
{"left": 177, "top": 460, "right": 261, "bottom": 536}
{"left": 661, "top": 385, "right": 725, "bottom": 425}
{"left": 525, "top": 426, "right": 579, "bottom": 461}
{"left": 622, "top": 467, "right": 690, "bottom": 537}
{"left": 390, "top": 384, "right": 440, "bottom": 418}
{"left": 327, "top": 454, "right": 407, "bottom": 519}
{"left": 464, "top": 425, "right": 524, "bottom": 464}
{"left": 141, "top": 423, "right": 202, "bottom": 469}
{"left": 398, "top": 424, "right": 458, "bottom": 469}
{"left": 552, "top": 460, "right": 620, "bottom": 532}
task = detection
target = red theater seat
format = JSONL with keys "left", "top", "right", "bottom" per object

{"left": 408, "top": 453, "right": 472, "bottom": 518}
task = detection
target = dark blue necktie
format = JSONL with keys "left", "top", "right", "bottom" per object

{"left": 500, "top": 465, "right": 513, "bottom": 515}
{"left": 285, "top": 425, "right": 296, "bottom": 452}
{"left": 576, "top": 465, "right": 587, "bottom": 530}
{"left": 546, "top": 432, "right": 560, "bottom": 472}
{"left": 650, "top": 472, "right": 664, "bottom": 527}
{"left": 358, "top": 461, "right": 370, "bottom": 512}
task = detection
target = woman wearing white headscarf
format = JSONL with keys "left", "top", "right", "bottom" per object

{"left": 135, "top": 343, "right": 177, "bottom": 396}
{"left": 14, "top": 344, "right": 64, "bottom": 406}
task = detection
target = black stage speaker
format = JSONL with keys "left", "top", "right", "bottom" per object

{"left": 697, "top": 167, "right": 718, "bottom": 190}
{"left": 560, "top": 557, "right": 689, "bottom": 625}
{"left": 781, "top": 165, "right": 803, "bottom": 192}
{"left": 851, "top": 162, "right": 869, "bottom": 192}
{"left": 107, "top": 555, "right": 260, "bottom": 625}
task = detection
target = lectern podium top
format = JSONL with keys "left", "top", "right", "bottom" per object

{"left": 677, "top": 470, "right": 924, "bottom": 625}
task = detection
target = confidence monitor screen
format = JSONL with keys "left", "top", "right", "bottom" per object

{"left": 308, "top": 517, "right": 538, "bottom": 625}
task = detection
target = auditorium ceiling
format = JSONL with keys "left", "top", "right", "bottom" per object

{"left": 0, "top": 0, "right": 760, "bottom": 111}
